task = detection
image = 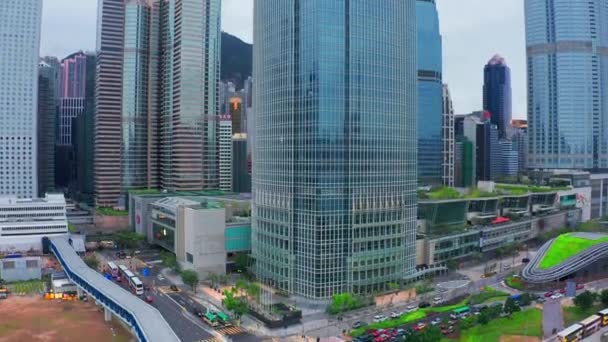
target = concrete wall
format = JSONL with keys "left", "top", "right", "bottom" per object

{"left": 0, "top": 236, "right": 45, "bottom": 253}
{"left": 180, "top": 208, "right": 227, "bottom": 279}
{"left": 0, "top": 257, "right": 41, "bottom": 282}
{"left": 558, "top": 187, "right": 591, "bottom": 221}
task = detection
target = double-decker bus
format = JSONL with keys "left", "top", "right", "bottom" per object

{"left": 557, "top": 323, "right": 583, "bottom": 342}
{"left": 598, "top": 309, "right": 608, "bottom": 326}
{"left": 580, "top": 314, "right": 601, "bottom": 338}
{"left": 107, "top": 261, "right": 119, "bottom": 278}
{"left": 130, "top": 276, "right": 144, "bottom": 295}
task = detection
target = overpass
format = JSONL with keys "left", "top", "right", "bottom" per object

{"left": 46, "top": 236, "right": 180, "bottom": 342}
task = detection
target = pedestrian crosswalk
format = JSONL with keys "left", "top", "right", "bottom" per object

{"left": 217, "top": 326, "right": 244, "bottom": 335}
{"left": 197, "top": 338, "right": 222, "bottom": 342}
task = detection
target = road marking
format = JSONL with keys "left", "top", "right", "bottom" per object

{"left": 217, "top": 326, "right": 243, "bottom": 335}
{"left": 197, "top": 338, "right": 222, "bottom": 342}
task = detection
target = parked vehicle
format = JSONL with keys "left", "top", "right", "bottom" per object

{"left": 430, "top": 317, "right": 442, "bottom": 325}
{"left": 405, "top": 305, "right": 419, "bottom": 313}
{"left": 390, "top": 312, "right": 400, "bottom": 319}
{"left": 413, "top": 323, "right": 427, "bottom": 331}
{"left": 551, "top": 293, "right": 563, "bottom": 299}
{"left": 193, "top": 308, "right": 204, "bottom": 317}
{"left": 352, "top": 321, "right": 367, "bottom": 329}
{"left": 576, "top": 284, "right": 585, "bottom": 290}
{"left": 432, "top": 297, "right": 443, "bottom": 305}
{"left": 544, "top": 291, "right": 554, "bottom": 298}
{"left": 373, "top": 315, "right": 387, "bottom": 323}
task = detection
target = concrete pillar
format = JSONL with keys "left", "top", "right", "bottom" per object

{"left": 77, "top": 287, "right": 83, "bottom": 298}
{"left": 104, "top": 307, "right": 112, "bottom": 322}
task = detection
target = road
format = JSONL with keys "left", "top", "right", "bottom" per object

{"left": 100, "top": 248, "right": 262, "bottom": 342}
{"left": 542, "top": 300, "right": 563, "bottom": 338}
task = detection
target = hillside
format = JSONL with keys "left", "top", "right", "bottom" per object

{"left": 221, "top": 32, "right": 252, "bottom": 88}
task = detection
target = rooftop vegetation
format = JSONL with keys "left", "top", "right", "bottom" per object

{"left": 539, "top": 232, "right": 608, "bottom": 269}
{"left": 96, "top": 207, "right": 128, "bottom": 216}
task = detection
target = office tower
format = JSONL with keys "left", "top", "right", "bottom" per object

{"left": 512, "top": 120, "right": 528, "bottom": 172}
{"left": 483, "top": 54, "right": 512, "bottom": 138}
{"left": 72, "top": 53, "right": 97, "bottom": 206}
{"left": 0, "top": 0, "right": 42, "bottom": 198}
{"left": 442, "top": 84, "right": 455, "bottom": 187}
{"left": 243, "top": 76, "right": 253, "bottom": 108}
{"left": 416, "top": 0, "right": 443, "bottom": 186}
{"left": 218, "top": 116, "right": 232, "bottom": 192}
{"left": 122, "top": 0, "right": 158, "bottom": 192}
{"left": 526, "top": 0, "right": 608, "bottom": 169}
{"left": 38, "top": 58, "right": 61, "bottom": 196}
{"left": 253, "top": 1, "right": 417, "bottom": 298}
{"left": 495, "top": 140, "right": 519, "bottom": 178}
{"left": 461, "top": 112, "right": 499, "bottom": 182}
{"left": 232, "top": 134, "right": 251, "bottom": 193}
{"left": 159, "top": 0, "right": 222, "bottom": 191}
{"left": 229, "top": 97, "right": 244, "bottom": 134}
{"left": 95, "top": 0, "right": 125, "bottom": 206}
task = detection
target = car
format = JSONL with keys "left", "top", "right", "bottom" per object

{"left": 413, "top": 323, "right": 427, "bottom": 331}
{"left": 448, "top": 320, "right": 458, "bottom": 326}
{"left": 169, "top": 285, "right": 179, "bottom": 292}
{"left": 390, "top": 312, "right": 400, "bottom": 319}
{"left": 430, "top": 317, "right": 442, "bottom": 325}
{"left": 193, "top": 308, "right": 204, "bottom": 317}
{"left": 544, "top": 291, "right": 554, "bottom": 297}
{"left": 576, "top": 284, "right": 585, "bottom": 290}
{"left": 373, "top": 315, "right": 387, "bottom": 323}
{"left": 536, "top": 297, "right": 546, "bottom": 303}
{"left": 550, "top": 293, "right": 563, "bottom": 299}
{"left": 371, "top": 329, "right": 385, "bottom": 337}
{"left": 432, "top": 297, "right": 443, "bottom": 304}
{"left": 559, "top": 288, "right": 566, "bottom": 294}
{"left": 157, "top": 274, "right": 165, "bottom": 281}
{"left": 116, "top": 251, "right": 127, "bottom": 259}
{"left": 405, "top": 305, "right": 419, "bottom": 313}
{"left": 419, "top": 301, "right": 431, "bottom": 308}
{"left": 522, "top": 257, "right": 530, "bottom": 263}
{"left": 352, "top": 321, "right": 367, "bottom": 329}
{"left": 503, "top": 264, "right": 511, "bottom": 270}
{"left": 145, "top": 295, "right": 153, "bottom": 303}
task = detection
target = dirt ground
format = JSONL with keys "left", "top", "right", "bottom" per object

{"left": 499, "top": 335, "right": 541, "bottom": 342}
{"left": 0, "top": 296, "right": 134, "bottom": 342}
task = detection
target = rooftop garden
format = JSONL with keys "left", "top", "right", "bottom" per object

{"left": 419, "top": 183, "right": 571, "bottom": 202}
{"left": 539, "top": 232, "right": 608, "bottom": 269}
{"left": 96, "top": 207, "right": 128, "bottom": 216}
{"left": 495, "top": 183, "right": 571, "bottom": 195}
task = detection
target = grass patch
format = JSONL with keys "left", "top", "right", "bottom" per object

{"left": 96, "top": 207, "right": 128, "bottom": 216}
{"left": 351, "top": 298, "right": 470, "bottom": 337}
{"left": 7, "top": 280, "right": 45, "bottom": 294}
{"left": 468, "top": 287, "right": 509, "bottom": 305}
{"left": 539, "top": 233, "right": 608, "bottom": 269}
{"left": 563, "top": 305, "right": 603, "bottom": 326}
{"left": 505, "top": 276, "right": 524, "bottom": 290}
{"left": 456, "top": 308, "right": 542, "bottom": 342}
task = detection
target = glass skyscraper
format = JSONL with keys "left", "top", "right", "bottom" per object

{"left": 416, "top": 0, "right": 443, "bottom": 186}
{"left": 252, "top": 0, "right": 418, "bottom": 299}
{"left": 483, "top": 54, "right": 512, "bottom": 138}
{"left": 526, "top": 0, "right": 608, "bottom": 169}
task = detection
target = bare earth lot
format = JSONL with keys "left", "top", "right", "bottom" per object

{"left": 0, "top": 296, "right": 133, "bottom": 342}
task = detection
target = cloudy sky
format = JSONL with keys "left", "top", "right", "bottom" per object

{"left": 41, "top": 0, "right": 526, "bottom": 119}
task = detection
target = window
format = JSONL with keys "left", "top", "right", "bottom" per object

{"left": 186, "top": 252, "right": 193, "bottom": 263}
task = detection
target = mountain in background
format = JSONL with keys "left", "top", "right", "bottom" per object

{"left": 221, "top": 32, "right": 252, "bottom": 88}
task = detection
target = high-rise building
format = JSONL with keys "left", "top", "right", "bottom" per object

{"left": 512, "top": 120, "right": 528, "bottom": 172}
{"left": 37, "top": 58, "right": 61, "bottom": 196}
{"left": 218, "top": 116, "right": 232, "bottom": 192}
{"left": 416, "top": 0, "right": 443, "bottom": 186}
{"left": 442, "top": 84, "right": 455, "bottom": 187}
{"left": 526, "top": 0, "right": 608, "bottom": 169}
{"left": 495, "top": 139, "right": 519, "bottom": 178}
{"left": 159, "top": 0, "right": 221, "bottom": 192}
{"left": 121, "top": 0, "right": 157, "bottom": 192}
{"left": 95, "top": 0, "right": 125, "bottom": 207}
{"left": 0, "top": 0, "right": 42, "bottom": 198}
{"left": 253, "top": 1, "right": 417, "bottom": 298}
{"left": 483, "top": 54, "right": 512, "bottom": 138}
{"left": 232, "top": 133, "right": 251, "bottom": 193}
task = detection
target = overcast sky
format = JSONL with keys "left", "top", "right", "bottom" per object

{"left": 41, "top": 0, "right": 526, "bottom": 119}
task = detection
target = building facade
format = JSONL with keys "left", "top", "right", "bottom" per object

{"left": 0, "top": 194, "right": 68, "bottom": 252}
{"left": 232, "top": 134, "right": 251, "bottom": 193}
{"left": 526, "top": 0, "right": 608, "bottom": 169}
{"left": 253, "top": 1, "right": 418, "bottom": 298}
{"left": 0, "top": 0, "right": 42, "bottom": 198}
{"left": 159, "top": 0, "right": 222, "bottom": 192}
{"left": 218, "top": 117, "right": 233, "bottom": 192}
{"left": 483, "top": 54, "right": 512, "bottom": 138}
{"left": 95, "top": 0, "right": 126, "bottom": 206}
{"left": 37, "top": 59, "right": 61, "bottom": 196}
{"left": 416, "top": 0, "right": 444, "bottom": 186}
{"left": 442, "top": 84, "right": 455, "bottom": 187}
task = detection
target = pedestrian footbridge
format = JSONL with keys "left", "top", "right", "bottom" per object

{"left": 46, "top": 236, "right": 180, "bottom": 342}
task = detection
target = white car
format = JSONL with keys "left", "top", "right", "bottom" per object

{"left": 373, "top": 315, "right": 387, "bottom": 323}
{"left": 432, "top": 297, "right": 443, "bottom": 304}
{"left": 405, "top": 305, "right": 419, "bottom": 313}
{"left": 551, "top": 293, "right": 563, "bottom": 299}
{"left": 390, "top": 312, "right": 400, "bottom": 319}
{"left": 430, "top": 317, "right": 442, "bottom": 325}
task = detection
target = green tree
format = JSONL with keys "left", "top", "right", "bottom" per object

{"left": 181, "top": 270, "right": 199, "bottom": 293}
{"left": 600, "top": 290, "right": 608, "bottom": 307}
{"left": 84, "top": 254, "right": 99, "bottom": 270}
{"left": 503, "top": 297, "right": 521, "bottom": 316}
{"left": 413, "top": 325, "right": 442, "bottom": 342}
{"left": 160, "top": 251, "right": 180, "bottom": 273}
{"left": 477, "top": 310, "right": 490, "bottom": 325}
{"left": 208, "top": 272, "right": 219, "bottom": 288}
{"left": 235, "top": 278, "right": 248, "bottom": 297}
{"left": 223, "top": 288, "right": 248, "bottom": 320}
{"left": 520, "top": 293, "right": 534, "bottom": 307}
{"left": 574, "top": 291, "right": 597, "bottom": 311}
{"left": 246, "top": 282, "right": 261, "bottom": 302}
{"left": 113, "top": 230, "right": 145, "bottom": 249}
